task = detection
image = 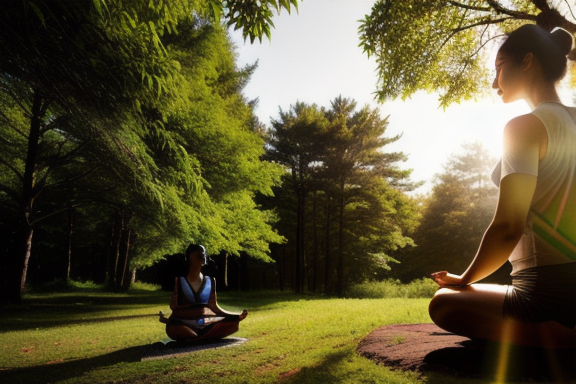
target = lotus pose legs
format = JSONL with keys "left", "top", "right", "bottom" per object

{"left": 429, "top": 283, "right": 576, "bottom": 348}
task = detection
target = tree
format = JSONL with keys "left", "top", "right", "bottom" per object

{"left": 266, "top": 98, "right": 420, "bottom": 295}
{"left": 395, "top": 142, "right": 503, "bottom": 282}
{"left": 0, "top": 0, "right": 201, "bottom": 302}
{"left": 323, "top": 97, "right": 417, "bottom": 295}
{"left": 209, "top": 0, "right": 299, "bottom": 43}
{"left": 359, "top": 1, "right": 576, "bottom": 107}
{"left": 267, "top": 102, "right": 330, "bottom": 293}
{"left": 0, "top": 0, "right": 295, "bottom": 302}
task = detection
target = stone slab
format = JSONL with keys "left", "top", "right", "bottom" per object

{"left": 357, "top": 323, "right": 576, "bottom": 382}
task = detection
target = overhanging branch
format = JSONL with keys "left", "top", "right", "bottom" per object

{"left": 486, "top": 0, "right": 536, "bottom": 19}
{"left": 0, "top": 155, "right": 23, "bottom": 182}
{"left": 452, "top": 16, "right": 515, "bottom": 34}
{"left": 448, "top": 1, "right": 491, "bottom": 12}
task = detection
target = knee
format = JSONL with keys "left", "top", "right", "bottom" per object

{"left": 428, "top": 288, "right": 454, "bottom": 327}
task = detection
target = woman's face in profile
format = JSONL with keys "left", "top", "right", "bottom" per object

{"left": 492, "top": 51, "right": 525, "bottom": 103}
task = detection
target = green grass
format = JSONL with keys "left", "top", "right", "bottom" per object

{"left": 345, "top": 278, "right": 438, "bottom": 299}
{"left": 0, "top": 286, "right": 535, "bottom": 384}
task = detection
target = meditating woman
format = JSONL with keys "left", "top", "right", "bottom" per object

{"left": 429, "top": 24, "right": 576, "bottom": 348}
{"left": 159, "top": 244, "right": 248, "bottom": 342}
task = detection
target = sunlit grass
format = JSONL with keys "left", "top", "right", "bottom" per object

{"left": 0, "top": 286, "right": 530, "bottom": 384}
{"left": 345, "top": 278, "right": 438, "bottom": 299}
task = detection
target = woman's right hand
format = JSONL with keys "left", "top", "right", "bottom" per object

{"left": 431, "top": 271, "right": 466, "bottom": 288}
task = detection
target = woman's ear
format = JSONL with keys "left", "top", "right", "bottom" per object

{"left": 521, "top": 52, "right": 534, "bottom": 71}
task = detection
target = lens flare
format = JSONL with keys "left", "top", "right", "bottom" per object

{"left": 494, "top": 320, "right": 512, "bottom": 382}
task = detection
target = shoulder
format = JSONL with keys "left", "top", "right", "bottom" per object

{"left": 503, "top": 113, "right": 546, "bottom": 146}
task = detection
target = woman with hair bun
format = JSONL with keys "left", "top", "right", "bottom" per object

{"left": 159, "top": 244, "right": 248, "bottom": 342}
{"left": 429, "top": 24, "right": 576, "bottom": 348}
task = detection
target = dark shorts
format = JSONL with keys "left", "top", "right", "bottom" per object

{"left": 503, "top": 262, "right": 576, "bottom": 329}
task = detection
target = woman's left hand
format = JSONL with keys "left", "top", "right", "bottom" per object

{"left": 430, "top": 271, "right": 466, "bottom": 288}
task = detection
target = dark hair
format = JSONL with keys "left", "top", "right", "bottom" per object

{"left": 184, "top": 243, "right": 207, "bottom": 265}
{"left": 498, "top": 24, "right": 573, "bottom": 82}
{"left": 185, "top": 243, "right": 206, "bottom": 258}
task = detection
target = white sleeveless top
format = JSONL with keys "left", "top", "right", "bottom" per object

{"left": 492, "top": 102, "right": 576, "bottom": 274}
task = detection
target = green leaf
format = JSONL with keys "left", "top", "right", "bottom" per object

{"left": 28, "top": 2, "right": 45, "bottom": 26}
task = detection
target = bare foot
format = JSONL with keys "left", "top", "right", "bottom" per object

{"left": 239, "top": 309, "right": 248, "bottom": 320}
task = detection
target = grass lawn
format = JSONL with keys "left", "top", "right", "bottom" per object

{"left": 0, "top": 284, "right": 537, "bottom": 384}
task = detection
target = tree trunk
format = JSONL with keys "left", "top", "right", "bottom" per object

{"left": 311, "top": 191, "right": 319, "bottom": 293}
{"left": 0, "top": 90, "right": 45, "bottom": 304}
{"left": 336, "top": 176, "right": 345, "bottom": 297}
{"left": 106, "top": 212, "right": 123, "bottom": 289}
{"left": 130, "top": 267, "right": 137, "bottom": 284}
{"left": 295, "top": 187, "right": 305, "bottom": 293}
{"left": 104, "top": 217, "right": 116, "bottom": 284}
{"left": 224, "top": 253, "right": 228, "bottom": 287}
{"left": 240, "top": 253, "right": 249, "bottom": 291}
{"left": 66, "top": 201, "right": 74, "bottom": 280}
{"left": 113, "top": 213, "right": 123, "bottom": 285}
{"left": 323, "top": 192, "right": 331, "bottom": 294}
{"left": 280, "top": 247, "right": 285, "bottom": 291}
{"left": 119, "top": 228, "right": 131, "bottom": 289}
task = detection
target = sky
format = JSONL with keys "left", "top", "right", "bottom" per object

{"left": 229, "top": 0, "right": 573, "bottom": 194}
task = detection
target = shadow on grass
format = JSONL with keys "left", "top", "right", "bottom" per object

{"left": 0, "top": 289, "right": 321, "bottom": 333}
{"left": 0, "top": 345, "right": 145, "bottom": 384}
{"left": 276, "top": 347, "right": 425, "bottom": 384}
{"left": 277, "top": 349, "right": 359, "bottom": 383}
{"left": 0, "top": 313, "right": 162, "bottom": 333}
{"left": 217, "top": 290, "right": 332, "bottom": 310}
{"left": 0, "top": 291, "right": 171, "bottom": 333}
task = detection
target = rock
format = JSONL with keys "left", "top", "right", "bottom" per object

{"left": 357, "top": 323, "right": 576, "bottom": 382}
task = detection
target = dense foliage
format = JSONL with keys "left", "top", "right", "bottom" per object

{"left": 359, "top": 0, "right": 576, "bottom": 107}
{"left": 0, "top": 0, "right": 296, "bottom": 303}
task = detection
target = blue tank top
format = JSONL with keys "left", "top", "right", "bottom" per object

{"left": 180, "top": 276, "right": 212, "bottom": 304}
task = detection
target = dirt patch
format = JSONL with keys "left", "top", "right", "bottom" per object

{"left": 357, "top": 323, "right": 576, "bottom": 382}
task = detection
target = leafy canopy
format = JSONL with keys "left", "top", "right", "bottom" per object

{"left": 359, "top": 0, "right": 576, "bottom": 107}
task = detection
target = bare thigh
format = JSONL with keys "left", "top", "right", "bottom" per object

{"left": 429, "top": 284, "right": 576, "bottom": 348}
{"left": 429, "top": 284, "right": 507, "bottom": 339}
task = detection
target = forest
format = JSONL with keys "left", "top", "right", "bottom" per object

{"left": 1, "top": 0, "right": 573, "bottom": 304}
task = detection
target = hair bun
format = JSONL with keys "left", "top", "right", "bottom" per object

{"left": 550, "top": 28, "right": 574, "bottom": 56}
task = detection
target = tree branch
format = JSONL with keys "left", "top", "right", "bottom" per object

{"left": 564, "top": 0, "right": 576, "bottom": 21}
{"left": 0, "top": 184, "right": 19, "bottom": 202}
{"left": 447, "top": 1, "right": 491, "bottom": 12}
{"left": 42, "top": 167, "right": 96, "bottom": 195}
{"left": 438, "top": 16, "right": 511, "bottom": 54}
{"left": 530, "top": 0, "right": 551, "bottom": 13}
{"left": 486, "top": 0, "right": 537, "bottom": 20}
{"left": 452, "top": 16, "right": 515, "bottom": 34}
{"left": 0, "top": 155, "right": 23, "bottom": 182}
{"left": 0, "top": 109, "right": 27, "bottom": 138}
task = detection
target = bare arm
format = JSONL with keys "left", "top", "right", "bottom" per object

{"left": 433, "top": 114, "right": 546, "bottom": 287}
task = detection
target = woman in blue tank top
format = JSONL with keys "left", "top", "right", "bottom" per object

{"left": 159, "top": 244, "right": 248, "bottom": 342}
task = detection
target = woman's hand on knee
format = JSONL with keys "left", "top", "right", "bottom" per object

{"left": 431, "top": 271, "right": 466, "bottom": 288}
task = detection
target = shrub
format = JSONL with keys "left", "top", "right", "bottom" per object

{"left": 130, "top": 281, "right": 161, "bottom": 291}
{"left": 345, "top": 278, "right": 437, "bottom": 299}
{"left": 33, "top": 279, "right": 104, "bottom": 292}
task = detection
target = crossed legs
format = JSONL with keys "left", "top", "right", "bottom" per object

{"left": 429, "top": 284, "right": 576, "bottom": 348}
